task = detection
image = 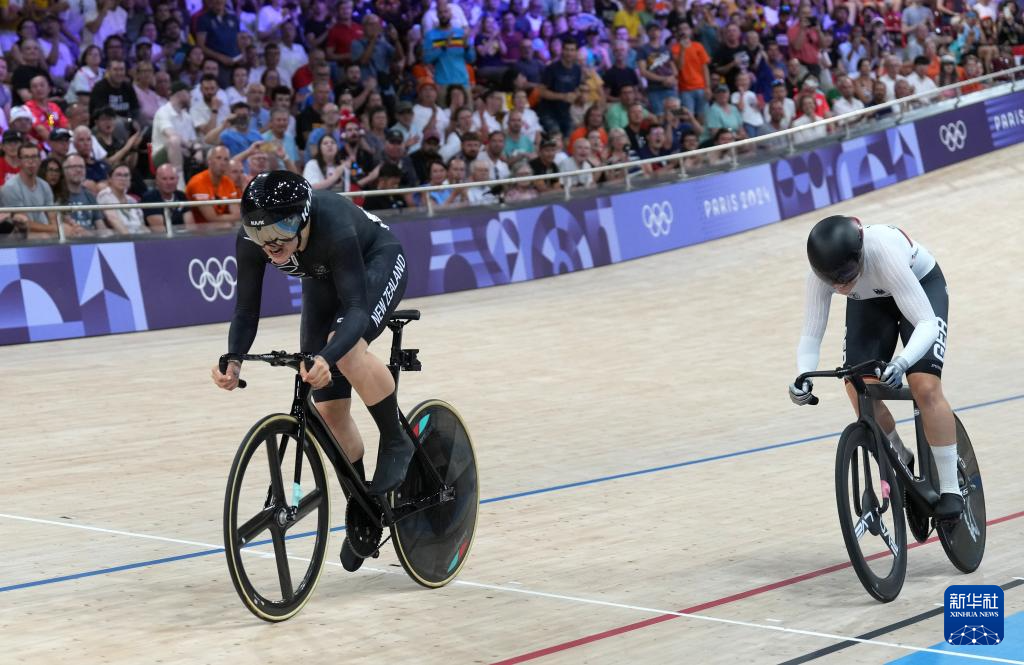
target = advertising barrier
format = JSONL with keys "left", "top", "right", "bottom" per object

{"left": 3, "top": 91, "right": 1024, "bottom": 345}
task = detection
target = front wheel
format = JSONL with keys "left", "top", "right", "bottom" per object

{"left": 223, "top": 414, "right": 331, "bottom": 622}
{"left": 390, "top": 400, "right": 479, "bottom": 588}
{"left": 835, "top": 423, "right": 908, "bottom": 603}
{"left": 932, "top": 415, "right": 986, "bottom": 573}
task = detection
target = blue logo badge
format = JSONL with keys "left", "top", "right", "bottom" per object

{"left": 945, "top": 585, "right": 1004, "bottom": 645}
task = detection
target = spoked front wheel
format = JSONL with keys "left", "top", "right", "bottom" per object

{"left": 931, "top": 415, "right": 986, "bottom": 573}
{"left": 224, "top": 414, "right": 331, "bottom": 621}
{"left": 391, "top": 400, "right": 479, "bottom": 588}
{"left": 835, "top": 423, "right": 908, "bottom": 602}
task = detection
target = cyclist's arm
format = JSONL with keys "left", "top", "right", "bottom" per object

{"left": 876, "top": 242, "right": 939, "bottom": 367}
{"left": 797, "top": 272, "right": 832, "bottom": 373}
{"left": 317, "top": 233, "right": 371, "bottom": 366}
{"left": 227, "top": 234, "right": 268, "bottom": 356}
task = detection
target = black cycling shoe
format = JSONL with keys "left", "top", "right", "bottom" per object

{"left": 369, "top": 433, "right": 415, "bottom": 495}
{"left": 340, "top": 538, "right": 364, "bottom": 572}
{"left": 934, "top": 492, "right": 965, "bottom": 520}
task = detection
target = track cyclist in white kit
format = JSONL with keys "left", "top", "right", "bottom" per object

{"left": 790, "top": 215, "right": 963, "bottom": 520}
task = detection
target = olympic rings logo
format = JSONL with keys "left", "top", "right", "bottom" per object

{"left": 939, "top": 121, "right": 967, "bottom": 152}
{"left": 188, "top": 256, "right": 237, "bottom": 302}
{"left": 641, "top": 201, "right": 673, "bottom": 238}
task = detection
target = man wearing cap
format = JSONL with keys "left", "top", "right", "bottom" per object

{"left": 389, "top": 101, "right": 425, "bottom": 151}
{"left": 186, "top": 145, "right": 240, "bottom": 226}
{"left": 48, "top": 128, "right": 73, "bottom": 162}
{"left": 0, "top": 131, "right": 22, "bottom": 184}
{"left": 413, "top": 81, "right": 450, "bottom": 138}
{"left": 152, "top": 82, "right": 202, "bottom": 187}
{"left": 529, "top": 136, "right": 563, "bottom": 193}
{"left": 363, "top": 162, "right": 408, "bottom": 212}
{"left": 93, "top": 107, "right": 142, "bottom": 173}
{"left": 409, "top": 129, "right": 443, "bottom": 184}
{"left": 638, "top": 21, "right": 679, "bottom": 114}
{"left": 378, "top": 128, "right": 419, "bottom": 190}
{"left": 9, "top": 107, "right": 39, "bottom": 150}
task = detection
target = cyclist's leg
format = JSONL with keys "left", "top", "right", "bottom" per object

{"left": 898, "top": 265, "right": 952, "bottom": 444}
{"left": 899, "top": 266, "right": 959, "bottom": 513}
{"left": 300, "top": 278, "right": 366, "bottom": 471}
{"left": 336, "top": 243, "right": 410, "bottom": 494}
{"left": 843, "top": 294, "right": 900, "bottom": 431}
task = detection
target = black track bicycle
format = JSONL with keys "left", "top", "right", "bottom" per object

{"left": 794, "top": 360, "right": 985, "bottom": 602}
{"left": 219, "top": 309, "right": 479, "bottom": 622}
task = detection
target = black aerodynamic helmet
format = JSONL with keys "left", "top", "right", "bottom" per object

{"left": 807, "top": 215, "right": 864, "bottom": 285}
{"left": 240, "top": 170, "right": 313, "bottom": 245}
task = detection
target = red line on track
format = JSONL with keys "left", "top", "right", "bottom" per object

{"left": 492, "top": 510, "right": 1024, "bottom": 665}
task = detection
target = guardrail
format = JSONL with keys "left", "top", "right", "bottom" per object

{"left": 2, "top": 63, "right": 1022, "bottom": 244}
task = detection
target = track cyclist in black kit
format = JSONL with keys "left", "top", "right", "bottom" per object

{"left": 791, "top": 215, "right": 963, "bottom": 520}
{"left": 211, "top": 170, "right": 412, "bottom": 570}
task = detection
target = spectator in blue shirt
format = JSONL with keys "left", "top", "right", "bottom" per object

{"left": 195, "top": 0, "right": 241, "bottom": 83}
{"left": 217, "top": 102, "right": 263, "bottom": 156}
{"left": 424, "top": 3, "right": 475, "bottom": 87}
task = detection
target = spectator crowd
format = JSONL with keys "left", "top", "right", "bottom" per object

{"left": 0, "top": 0, "right": 1021, "bottom": 239}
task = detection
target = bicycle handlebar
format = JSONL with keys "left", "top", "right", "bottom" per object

{"left": 219, "top": 351, "right": 318, "bottom": 390}
{"left": 793, "top": 360, "right": 889, "bottom": 406}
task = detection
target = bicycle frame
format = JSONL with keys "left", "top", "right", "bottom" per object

{"left": 796, "top": 362, "right": 942, "bottom": 516}
{"left": 226, "top": 311, "right": 453, "bottom": 533}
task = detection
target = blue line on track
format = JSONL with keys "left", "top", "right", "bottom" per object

{"left": 4, "top": 392, "right": 1022, "bottom": 594}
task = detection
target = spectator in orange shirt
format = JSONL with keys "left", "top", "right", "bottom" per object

{"left": 672, "top": 22, "right": 711, "bottom": 120}
{"left": 185, "top": 145, "right": 241, "bottom": 226}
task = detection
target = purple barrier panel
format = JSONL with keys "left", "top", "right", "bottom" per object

{"left": 915, "top": 100, "right": 994, "bottom": 171}
{"left": 395, "top": 197, "right": 615, "bottom": 297}
{"left": 772, "top": 124, "right": 923, "bottom": 218}
{"left": 136, "top": 234, "right": 300, "bottom": 330}
{"left": 984, "top": 90, "right": 1024, "bottom": 148}
{"left": 612, "top": 164, "right": 780, "bottom": 260}
{"left": 0, "top": 243, "right": 147, "bottom": 344}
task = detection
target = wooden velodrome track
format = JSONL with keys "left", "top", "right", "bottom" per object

{"left": 3, "top": 144, "right": 1023, "bottom": 665}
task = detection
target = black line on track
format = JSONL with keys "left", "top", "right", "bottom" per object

{"left": 778, "top": 578, "right": 1024, "bottom": 664}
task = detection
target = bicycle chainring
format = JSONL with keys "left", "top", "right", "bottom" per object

{"left": 345, "top": 499, "right": 383, "bottom": 558}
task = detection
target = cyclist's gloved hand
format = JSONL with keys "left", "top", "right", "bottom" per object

{"left": 789, "top": 379, "right": 814, "bottom": 406}
{"left": 877, "top": 357, "right": 910, "bottom": 389}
